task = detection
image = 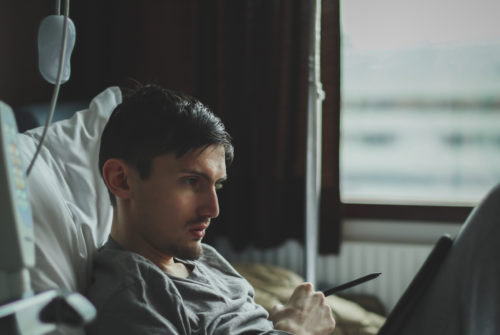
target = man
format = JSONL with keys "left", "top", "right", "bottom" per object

{"left": 87, "top": 84, "right": 336, "bottom": 334}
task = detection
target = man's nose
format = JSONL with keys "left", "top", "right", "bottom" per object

{"left": 199, "top": 187, "right": 220, "bottom": 219}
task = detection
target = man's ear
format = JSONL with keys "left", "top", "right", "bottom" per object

{"left": 102, "top": 159, "right": 132, "bottom": 201}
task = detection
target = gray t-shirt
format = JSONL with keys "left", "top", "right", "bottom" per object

{"left": 86, "top": 238, "right": 289, "bottom": 335}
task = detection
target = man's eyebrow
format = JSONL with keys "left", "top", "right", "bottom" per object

{"left": 179, "top": 169, "right": 227, "bottom": 183}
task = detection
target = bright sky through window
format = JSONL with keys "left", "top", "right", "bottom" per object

{"left": 340, "top": 0, "right": 500, "bottom": 205}
{"left": 341, "top": 0, "right": 500, "bottom": 50}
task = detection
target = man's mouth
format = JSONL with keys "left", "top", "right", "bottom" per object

{"left": 188, "top": 222, "right": 209, "bottom": 239}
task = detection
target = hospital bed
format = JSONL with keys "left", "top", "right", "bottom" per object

{"left": 3, "top": 85, "right": 499, "bottom": 334}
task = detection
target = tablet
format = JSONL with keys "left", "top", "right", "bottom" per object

{"left": 377, "top": 234, "right": 453, "bottom": 335}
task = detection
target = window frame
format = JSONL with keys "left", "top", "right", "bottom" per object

{"left": 341, "top": 202, "right": 474, "bottom": 223}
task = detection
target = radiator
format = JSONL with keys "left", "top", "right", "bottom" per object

{"left": 215, "top": 238, "right": 433, "bottom": 312}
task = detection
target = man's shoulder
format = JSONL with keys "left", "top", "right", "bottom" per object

{"left": 87, "top": 241, "right": 170, "bottom": 307}
{"left": 91, "top": 241, "right": 224, "bottom": 284}
{"left": 86, "top": 246, "right": 185, "bottom": 335}
{"left": 199, "top": 243, "right": 244, "bottom": 279}
{"left": 93, "top": 239, "right": 162, "bottom": 277}
{"left": 199, "top": 243, "right": 232, "bottom": 267}
{"left": 200, "top": 242, "right": 220, "bottom": 257}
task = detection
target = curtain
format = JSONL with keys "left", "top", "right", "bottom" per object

{"left": 3, "top": 0, "right": 340, "bottom": 253}
{"left": 199, "top": 0, "right": 341, "bottom": 254}
{"left": 67, "top": 0, "right": 341, "bottom": 253}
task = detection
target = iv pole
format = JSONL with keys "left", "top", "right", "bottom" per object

{"left": 304, "top": 0, "right": 325, "bottom": 286}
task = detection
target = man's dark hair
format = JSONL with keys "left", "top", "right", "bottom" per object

{"left": 99, "top": 84, "right": 234, "bottom": 206}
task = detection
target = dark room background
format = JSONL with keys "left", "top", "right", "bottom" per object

{"left": 0, "top": 0, "right": 341, "bottom": 253}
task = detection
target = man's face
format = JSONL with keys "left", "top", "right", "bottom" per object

{"left": 127, "top": 145, "right": 227, "bottom": 260}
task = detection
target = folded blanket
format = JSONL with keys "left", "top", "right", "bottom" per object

{"left": 233, "top": 263, "right": 386, "bottom": 335}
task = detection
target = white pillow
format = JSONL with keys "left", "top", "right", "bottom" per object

{"left": 17, "top": 86, "right": 121, "bottom": 294}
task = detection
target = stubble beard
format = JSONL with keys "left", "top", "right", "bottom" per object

{"left": 164, "top": 239, "right": 204, "bottom": 261}
{"left": 168, "top": 217, "right": 209, "bottom": 260}
{"left": 156, "top": 218, "right": 210, "bottom": 261}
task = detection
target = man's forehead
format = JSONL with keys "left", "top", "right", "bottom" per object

{"left": 156, "top": 145, "right": 227, "bottom": 176}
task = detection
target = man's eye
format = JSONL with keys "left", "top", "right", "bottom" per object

{"left": 184, "top": 177, "right": 198, "bottom": 186}
{"left": 215, "top": 183, "right": 224, "bottom": 191}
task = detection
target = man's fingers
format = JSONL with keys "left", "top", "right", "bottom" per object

{"left": 271, "top": 303, "right": 284, "bottom": 316}
{"left": 288, "top": 282, "right": 314, "bottom": 306}
{"left": 311, "top": 291, "right": 326, "bottom": 306}
{"left": 271, "top": 283, "right": 336, "bottom": 335}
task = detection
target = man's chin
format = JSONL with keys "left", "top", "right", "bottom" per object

{"left": 170, "top": 242, "right": 203, "bottom": 261}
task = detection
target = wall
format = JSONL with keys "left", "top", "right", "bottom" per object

{"left": 0, "top": 2, "right": 54, "bottom": 106}
{"left": 0, "top": 1, "right": 203, "bottom": 108}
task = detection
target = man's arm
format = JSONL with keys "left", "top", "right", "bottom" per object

{"left": 269, "top": 283, "right": 336, "bottom": 335}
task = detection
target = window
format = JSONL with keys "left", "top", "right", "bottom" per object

{"left": 340, "top": 0, "right": 500, "bottom": 209}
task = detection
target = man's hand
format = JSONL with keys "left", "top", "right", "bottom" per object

{"left": 269, "top": 283, "right": 336, "bottom": 335}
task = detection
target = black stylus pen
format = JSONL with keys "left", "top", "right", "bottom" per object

{"left": 322, "top": 272, "right": 381, "bottom": 296}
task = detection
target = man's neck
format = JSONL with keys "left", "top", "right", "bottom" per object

{"left": 164, "top": 260, "right": 193, "bottom": 278}
{"left": 110, "top": 211, "right": 193, "bottom": 278}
